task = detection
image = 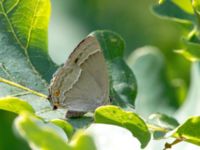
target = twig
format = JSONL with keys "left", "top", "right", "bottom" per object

{"left": 163, "top": 138, "right": 184, "bottom": 150}
{"left": 0, "top": 77, "right": 48, "bottom": 99}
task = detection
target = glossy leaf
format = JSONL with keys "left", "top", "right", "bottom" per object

{"left": 91, "top": 30, "right": 124, "bottom": 60}
{"left": 176, "top": 40, "right": 200, "bottom": 62}
{"left": 172, "top": 116, "right": 200, "bottom": 146}
{"left": 172, "top": 0, "right": 194, "bottom": 14}
{"left": 70, "top": 131, "right": 96, "bottom": 150}
{"left": 92, "top": 30, "right": 137, "bottom": 108}
{"left": 148, "top": 113, "right": 179, "bottom": 139}
{"left": 127, "top": 46, "right": 179, "bottom": 118}
{"left": 0, "top": 110, "right": 30, "bottom": 150}
{"left": 94, "top": 105, "right": 150, "bottom": 148}
{"left": 193, "top": 0, "right": 200, "bottom": 15}
{"left": 0, "top": 0, "right": 58, "bottom": 119}
{"left": 153, "top": 0, "right": 194, "bottom": 27}
{"left": 50, "top": 119, "right": 74, "bottom": 138}
{"left": 0, "top": 97, "right": 34, "bottom": 114}
{"left": 86, "top": 123, "right": 141, "bottom": 150}
{"left": 152, "top": 131, "right": 167, "bottom": 140}
{"left": 108, "top": 58, "right": 137, "bottom": 108}
{"left": 0, "top": 0, "right": 57, "bottom": 82}
{"left": 141, "top": 63, "right": 200, "bottom": 150}
{"left": 149, "top": 113, "right": 179, "bottom": 130}
{"left": 15, "top": 112, "right": 71, "bottom": 150}
{"left": 68, "top": 117, "right": 94, "bottom": 130}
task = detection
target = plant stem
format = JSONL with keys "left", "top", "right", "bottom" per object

{"left": 164, "top": 138, "right": 183, "bottom": 150}
{"left": 0, "top": 77, "right": 48, "bottom": 99}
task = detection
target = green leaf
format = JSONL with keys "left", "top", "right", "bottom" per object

{"left": 91, "top": 30, "right": 124, "bottom": 61}
{"left": 0, "top": 0, "right": 60, "bottom": 120}
{"left": 15, "top": 112, "right": 72, "bottom": 150}
{"left": 0, "top": 97, "right": 35, "bottom": 114}
{"left": 127, "top": 46, "right": 179, "bottom": 117}
{"left": 167, "top": 70, "right": 200, "bottom": 150}
{"left": 172, "top": 116, "right": 200, "bottom": 146}
{"left": 15, "top": 112, "right": 97, "bottom": 150}
{"left": 70, "top": 131, "right": 96, "bottom": 150}
{"left": 172, "top": 0, "right": 194, "bottom": 14}
{"left": 109, "top": 58, "right": 137, "bottom": 108}
{"left": 148, "top": 113, "right": 179, "bottom": 130}
{"left": 152, "top": 131, "right": 167, "bottom": 140}
{"left": 192, "top": 0, "right": 200, "bottom": 21}
{"left": 193, "top": 0, "right": 200, "bottom": 10}
{"left": 94, "top": 105, "right": 150, "bottom": 148}
{"left": 0, "top": 110, "right": 30, "bottom": 150}
{"left": 148, "top": 113, "right": 179, "bottom": 139}
{"left": 50, "top": 119, "right": 74, "bottom": 139}
{"left": 86, "top": 123, "right": 141, "bottom": 149}
{"left": 152, "top": 0, "right": 194, "bottom": 27}
{"left": 91, "top": 30, "right": 137, "bottom": 108}
{"left": 68, "top": 117, "right": 94, "bottom": 130}
{"left": 176, "top": 41, "right": 200, "bottom": 61}
{"left": 0, "top": 0, "right": 57, "bottom": 82}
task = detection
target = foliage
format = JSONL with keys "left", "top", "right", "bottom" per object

{"left": 0, "top": 0, "right": 200, "bottom": 150}
{"left": 94, "top": 105, "right": 150, "bottom": 148}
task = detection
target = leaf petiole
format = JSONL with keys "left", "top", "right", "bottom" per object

{"left": 0, "top": 77, "right": 48, "bottom": 99}
{"left": 147, "top": 124, "right": 169, "bottom": 133}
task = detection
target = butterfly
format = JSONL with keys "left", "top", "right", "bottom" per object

{"left": 48, "top": 36, "right": 110, "bottom": 117}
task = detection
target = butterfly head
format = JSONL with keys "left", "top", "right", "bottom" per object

{"left": 48, "top": 89, "right": 63, "bottom": 110}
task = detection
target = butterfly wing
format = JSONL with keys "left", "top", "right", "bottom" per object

{"left": 49, "top": 36, "right": 109, "bottom": 115}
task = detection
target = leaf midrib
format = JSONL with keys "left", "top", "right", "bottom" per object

{"left": 0, "top": 0, "right": 48, "bottom": 85}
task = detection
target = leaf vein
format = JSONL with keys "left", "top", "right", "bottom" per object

{"left": 0, "top": 0, "right": 48, "bottom": 85}
{"left": 25, "top": 0, "right": 40, "bottom": 49}
{"left": 0, "top": 1, "right": 25, "bottom": 50}
{"left": 0, "top": 63, "right": 11, "bottom": 78}
{"left": 6, "top": 0, "right": 20, "bottom": 14}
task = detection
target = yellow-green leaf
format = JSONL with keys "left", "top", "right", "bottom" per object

{"left": 15, "top": 112, "right": 72, "bottom": 150}
{"left": 0, "top": 0, "right": 57, "bottom": 82}
{"left": 51, "top": 119, "right": 74, "bottom": 138}
{"left": 70, "top": 130, "right": 96, "bottom": 150}
{"left": 172, "top": 0, "right": 193, "bottom": 14}
{"left": 0, "top": 97, "right": 34, "bottom": 114}
{"left": 173, "top": 116, "right": 200, "bottom": 146}
{"left": 0, "top": 0, "right": 58, "bottom": 121}
{"left": 94, "top": 105, "right": 150, "bottom": 148}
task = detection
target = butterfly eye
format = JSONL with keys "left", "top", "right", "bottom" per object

{"left": 54, "top": 90, "right": 60, "bottom": 97}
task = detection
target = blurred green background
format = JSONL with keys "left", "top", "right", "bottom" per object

{"left": 49, "top": 0, "right": 190, "bottom": 83}
{"left": 48, "top": 0, "right": 191, "bottom": 116}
